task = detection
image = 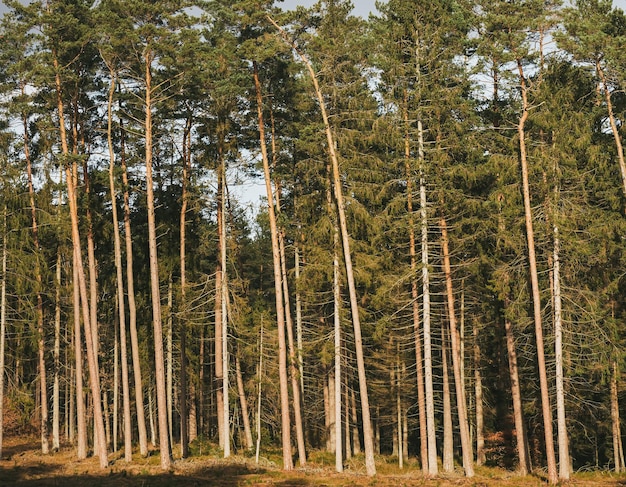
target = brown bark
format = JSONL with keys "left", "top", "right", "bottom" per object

{"left": 516, "top": 58, "right": 557, "bottom": 484}
{"left": 474, "top": 321, "right": 486, "bottom": 466}
{"left": 252, "top": 61, "right": 292, "bottom": 470}
{"left": 612, "top": 359, "right": 623, "bottom": 472}
{"left": 267, "top": 17, "right": 376, "bottom": 475}
{"left": 441, "top": 214, "right": 474, "bottom": 477}
{"left": 120, "top": 116, "right": 149, "bottom": 457}
{"left": 441, "top": 321, "right": 454, "bottom": 473}
{"left": 106, "top": 73, "right": 133, "bottom": 462}
{"left": 144, "top": 49, "right": 171, "bottom": 470}
{"left": 0, "top": 207, "right": 7, "bottom": 460}
{"left": 235, "top": 353, "right": 253, "bottom": 450}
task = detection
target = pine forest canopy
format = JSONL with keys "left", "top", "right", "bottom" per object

{"left": 1, "top": 0, "right": 626, "bottom": 484}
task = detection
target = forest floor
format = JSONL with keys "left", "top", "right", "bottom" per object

{"left": 1, "top": 436, "right": 626, "bottom": 486}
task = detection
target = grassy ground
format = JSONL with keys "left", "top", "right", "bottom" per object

{"left": 2, "top": 436, "right": 626, "bottom": 486}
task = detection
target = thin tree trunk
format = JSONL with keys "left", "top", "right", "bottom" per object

{"left": 54, "top": 49, "right": 108, "bottom": 467}
{"left": 350, "top": 389, "right": 361, "bottom": 454}
{"left": 403, "top": 96, "right": 428, "bottom": 474}
{"left": 113, "top": 311, "right": 119, "bottom": 453}
{"left": 553, "top": 225, "right": 569, "bottom": 480}
{"left": 144, "top": 49, "right": 171, "bottom": 470}
{"left": 334, "top": 238, "right": 343, "bottom": 472}
{"left": 23, "top": 103, "right": 49, "bottom": 456}
{"left": 235, "top": 353, "right": 253, "bottom": 450}
{"left": 220, "top": 167, "right": 230, "bottom": 458}
{"left": 396, "top": 350, "right": 403, "bottom": 470}
{"left": 516, "top": 58, "right": 557, "bottom": 485}
{"left": 611, "top": 359, "right": 623, "bottom": 472}
{"left": 441, "top": 214, "right": 474, "bottom": 477}
{"left": 474, "top": 320, "right": 485, "bottom": 466}
{"left": 215, "top": 190, "right": 225, "bottom": 452}
{"left": 418, "top": 120, "right": 437, "bottom": 477}
{"left": 53, "top": 251, "right": 62, "bottom": 451}
{"left": 442, "top": 321, "right": 454, "bottom": 473}
{"left": 0, "top": 207, "right": 7, "bottom": 460}
{"left": 73, "top": 253, "right": 87, "bottom": 460}
{"left": 255, "top": 323, "right": 264, "bottom": 464}
{"left": 106, "top": 73, "right": 133, "bottom": 462}
{"left": 180, "top": 116, "right": 191, "bottom": 459}
{"left": 120, "top": 115, "right": 148, "bottom": 458}
{"left": 167, "top": 277, "right": 173, "bottom": 448}
{"left": 295, "top": 242, "right": 305, "bottom": 395}
{"left": 252, "top": 61, "right": 292, "bottom": 470}
{"left": 268, "top": 18, "right": 376, "bottom": 475}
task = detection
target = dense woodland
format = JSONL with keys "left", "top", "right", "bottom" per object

{"left": 0, "top": 0, "right": 625, "bottom": 483}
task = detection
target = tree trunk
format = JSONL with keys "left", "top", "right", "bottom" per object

{"left": 54, "top": 49, "right": 108, "bottom": 467}
{"left": 107, "top": 73, "right": 133, "bottom": 462}
{"left": 167, "top": 278, "right": 174, "bottom": 448}
{"left": 267, "top": 19, "right": 376, "bottom": 475}
{"left": 23, "top": 105, "right": 49, "bottom": 456}
{"left": 474, "top": 320, "right": 486, "bottom": 466}
{"left": 255, "top": 324, "right": 264, "bottom": 464}
{"left": 334, "top": 239, "right": 343, "bottom": 472}
{"left": 442, "top": 321, "right": 454, "bottom": 473}
{"left": 403, "top": 96, "right": 428, "bottom": 474}
{"left": 0, "top": 207, "right": 7, "bottom": 460}
{"left": 144, "top": 49, "right": 171, "bottom": 470}
{"left": 179, "top": 116, "right": 191, "bottom": 459}
{"left": 235, "top": 353, "right": 253, "bottom": 450}
{"left": 611, "top": 359, "right": 624, "bottom": 472}
{"left": 73, "top": 253, "right": 87, "bottom": 460}
{"left": 441, "top": 214, "right": 475, "bottom": 476}
{"left": 417, "top": 120, "right": 438, "bottom": 477}
{"left": 553, "top": 225, "right": 570, "bottom": 480}
{"left": 252, "top": 60, "right": 292, "bottom": 470}
{"left": 516, "top": 58, "right": 557, "bottom": 484}
{"left": 220, "top": 167, "right": 230, "bottom": 459}
{"left": 53, "top": 251, "right": 62, "bottom": 451}
{"left": 120, "top": 115, "right": 148, "bottom": 458}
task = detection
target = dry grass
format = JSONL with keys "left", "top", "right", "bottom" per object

{"left": 2, "top": 436, "right": 626, "bottom": 486}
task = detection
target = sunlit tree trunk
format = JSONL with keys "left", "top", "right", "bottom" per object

{"left": 442, "top": 321, "right": 453, "bottom": 473}
{"left": 144, "top": 48, "right": 171, "bottom": 470}
{"left": 120, "top": 114, "right": 148, "bottom": 458}
{"left": 611, "top": 359, "right": 624, "bottom": 472}
{"left": 73, "top": 253, "right": 87, "bottom": 460}
{"left": 474, "top": 321, "right": 485, "bottom": 466}
{"left": 334, "top": 234, "right": 343, "bottom": 472}
{"left": 52, "top": 251, "right": 62, "bottom": 451}
{"left": 441, "top": 214, "right": 474, "bottom": 477}
{"left": 106, "top": 74, "right": 132, "bottom": 462}
{"left": 516, "top": 58, "right": 557, "bottom": 484}
{"left": 252, "top": 61, "right": 292, "bottom": 469}
{"left": 235, "top": 353, "right": 253, "bottom": 450}
{"left": 0, "top": 207, "right": 7, "bottom": 459}
{"left": 255, "top": 324, "right": 264, "bottom": 464}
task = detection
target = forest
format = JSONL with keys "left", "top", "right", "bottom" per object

{"left": 0, "top": 0, "right": 625, "bottom": 484}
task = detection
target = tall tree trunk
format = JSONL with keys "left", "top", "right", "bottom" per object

{"left": 52, "top": 251, "right": 62, "bottom": 451}
{"left": 54, "top": 50, "right": 108, "bottom": 467}
{"left": 396, "top": 350, "right": 403, "bottom": 470}
{"left": 219, "top": 163, "right": 230, "bottom": 458}
{"left": 268, "top": 19, "right": 376, "bottom": 475}
{"left": 0, "top": 207, "right": 7, "bottom": 460}
{"left": 255, "top": 324, "right": 264, "bottom": 464}
{"left": 179, "top": 115, "right": 191, "bottom": 459}
{"left": 23, "top": 104, "right": 49, "bottom": 456}
{"left": 106, "top": 73, "right": 133, "bottom": 462}
{"left": 144, "top": 49, "right": 171, "bottom": 470}
{"left": 442, "top": 321, "right": 454, "bottom": 473}
{"left": 295, "top": 241, "right": 305, "bottom": 395}
{"left": 516, "top": 58, "right": 557, "bottom": 484}
{"left": 441, "top": 214, "right": 474, "bottom": 477}
{"left": 252, "top": 61, "right": 292, "bottom": 470}
{"left": 553, "top": 225, "right": 569, "bottom": 480}
{"left": 73, "top": 253, "right": 87, "bottom": 460}
{"left": 334, "top": 236, "right": 343, "bottom": 472}
{"left": 215, "top": 166, "right": 225, "bottom": 452}
{"left": 417, "top": 120, "right": 438, "bottom": 477}
{"left": 167, "top": 278, "right": 173, "bottom": 448}
{"left": 120, "top": 115, "right": 148, "bottom": 458}
{"left": 403, "top": 96, "right": 428, "bottom": 474}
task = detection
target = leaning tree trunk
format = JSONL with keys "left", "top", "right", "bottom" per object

{"left": 611, "top": 359, "right": 624, "bottom": 473}
{"left": 268, "top": 18, "right": 376, "bottom": 475}
{"left": 53, "top": 50, "right": 108, "bottom": 467}
{"left": 252, "top": 61, "right": 292, "bottom": 470}
{"left": 516, "top": 58, "right": 557, "bottom": 485}
{"left": 333, "top": 230, "right": 343, "bottom": 473}
{"left": 235, "top": 353, "right": 253, "bottom": 450}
